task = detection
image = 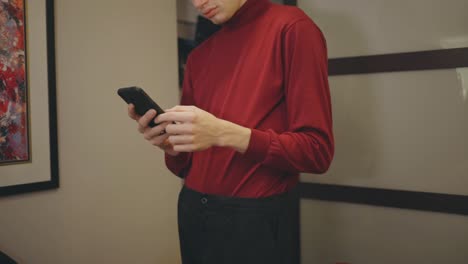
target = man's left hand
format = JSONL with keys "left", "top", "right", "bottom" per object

{"left": 154, "top": 105, "right": 224, "bottom": 152}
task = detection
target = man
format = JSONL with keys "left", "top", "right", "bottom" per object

{"left": 128, "top": 0, "right": 334, "bottom": 263}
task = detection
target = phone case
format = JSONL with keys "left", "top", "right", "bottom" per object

{"left": 117, "top": 86, "right": 165, "bottom": 127}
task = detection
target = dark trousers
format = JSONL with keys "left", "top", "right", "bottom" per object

{"left": 177, "top": 186, "right": 296, "bottom": 264}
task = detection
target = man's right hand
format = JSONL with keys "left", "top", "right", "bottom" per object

{"left": 127, "top": 104, "right": 179, "bottom": 156}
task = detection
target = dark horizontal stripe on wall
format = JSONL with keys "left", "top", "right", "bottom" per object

{"left": 329, "top": 47, "right": 468, "bottom": 75}
{"left": 284, "top": 0, "right": 297, "bottom": 6}
{"left": 299, "top": 182, "right": 468, "bottom": 216}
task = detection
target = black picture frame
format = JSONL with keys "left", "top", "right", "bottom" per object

{"left": 0, "top": 0, "right": 58, "bottom": 197}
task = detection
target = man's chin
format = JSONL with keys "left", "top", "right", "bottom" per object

{"left": 210, "top": 18, "right": 222, "bottom": 25}
{"left": 210, "top": 15, "right": 229, "bottom": 25}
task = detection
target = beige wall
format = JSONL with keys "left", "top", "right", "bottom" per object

{"left": 299, "top": 0, "right": 468, "bottom": 263}
{"left": 0, "top": 0, "right": 182, "bottom": 263}
{"left": 301, "top": 200, "right": 468, "bottom": 264}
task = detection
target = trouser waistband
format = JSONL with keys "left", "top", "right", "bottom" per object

{"left": 179, "top": 185, "right": 293, "bottom": 211}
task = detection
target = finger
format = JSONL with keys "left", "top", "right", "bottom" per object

{"left": 165, "top": 122, "right": 194, "bottom": 135}
{"left": 155, "top": 111, "right": 196, "bottom": 124}
{"left": 138, "top": 109, "right": 157, "bottom": 132}
{"left": 138, "top": 124, "right": 151, "bottom": 135}
{"left": 149, "top": 133, "right": 170, "bottom": 147}
{"left": 160, "top": 138, "right": 173, "bottom": 149}
{"left": 165, "top": 105, "right": 196, "bottom": 112}
{"left": 128, "top": 104, "right": 140, "bottom": 120}
{"left": 168, "top": 134, "right": 194, "bottom": 145}
{"left": 173, "top": 144, "right": 196, "bottom": 152}
{"left": 143, "top": 123, "right": 169, "bottom": 140}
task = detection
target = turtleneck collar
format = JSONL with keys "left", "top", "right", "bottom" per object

{"left": 223, "top": 0, "right": 271, "bottom": 29}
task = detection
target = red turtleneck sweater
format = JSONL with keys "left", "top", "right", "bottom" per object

{"left": 165, "top": 0, "right": 334, "bottom": 198}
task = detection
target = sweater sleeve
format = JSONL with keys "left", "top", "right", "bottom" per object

{"left": 165, "top": 56, "right": 194, "bottom": 178}
{"left": 243, "top": 19, "right": 334, "bottom": 174}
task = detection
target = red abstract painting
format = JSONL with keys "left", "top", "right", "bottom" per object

{"left": 0, "top": 0, "right": 29, "bottom": 164}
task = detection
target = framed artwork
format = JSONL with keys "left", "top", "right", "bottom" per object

{"left": 0, "top": 0, "right": 29, "bottom": 164}
{"left": 0, "top": 0, "right": 58, "bottom": 196}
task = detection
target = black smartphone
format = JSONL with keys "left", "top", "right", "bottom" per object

{"left": 117, "top": 86, "right": 165, "bottom": 127}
